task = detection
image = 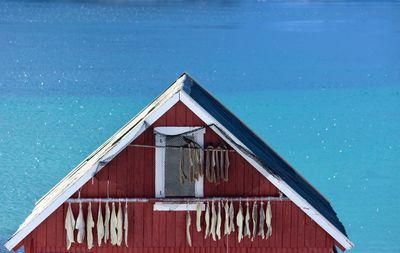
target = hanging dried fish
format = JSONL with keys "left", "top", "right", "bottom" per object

{"left": 265, "top": 201, "right": 272, "bottom": 239}
{"left": 258, "top": 202, "right": 265, "bottom": 239}
{"left": 216, "top": 201, "right": 222, "bottom": 240}
{"left": 188, "top": 143, "right": 195, "bottom": 183}
{"left": 65, "top": 202, "right": 75, "bottom": 250}
{"left": 214, "top": 147, "right": 221, "bottom": 184}
{"left": 236, "top": 202, "right": 244, "bottom": 243}
{"left": 244, "top": 202, "right": 251, "bottom": 238}
{"left": 186, "top": 211, "right": 192, "bottom": 247}
{"left": 204, "top": 201, "right": 210, "bottom": 239}
{"left": 179, "top": 147, "right": 186, "bottom": 185}
{"left": 196, "top": 144, "right": 203, "bottom": 177}
{"left": 221, "top": 145, "right": 230, "bottom": 182}
{"left": 229, "top": 201, "right": 235, "bottom": 233}
{"left": 251, "top": 202, "right": 258, "bottom": 241}
{"left": 205, "top": 145, "right": 212, "bottom": 182}
{"left": 210, "top": 148, "right": 217, "bottom": 183}
{"left": 104, "top": 201, "right": 111, "bottom": 243}
{"left": 210, "top": 201, "right": 217, "bottom": 241}
{"left": 117, "top": 202, "right": 123, "bottom": 246}
{"left": 196, "top": 202, "right": 202, "bottom": 232}
{"left": 97, "top": 203, "right": 104, "bottom": 246}
{"left": 223, "top": 201, "right": 230, "bottom": 236}
{"left": 110, "top": 202, "right": 118, "bottom": 245}
{"left": 87, "top": 202, "right": 95, "bottom": 249}
{"left": 75, "top": 202, "right": 85, "bottom": 244}
{"left": 124, "top": 202, "right": 129, "bottom": 247}
{"left": 192, "top": 142, "right": 202, "bottom": 181}
{"left": 219, "top": 146, "right": 224, "bottom": 180}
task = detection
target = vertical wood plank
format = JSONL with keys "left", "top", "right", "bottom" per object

{"left": 289, "top": 203, "right": 298, "bottom": 248}
{"left": 175, "top": 212, "right": 186, "bottom": 247}
{"left": 297, "top": 208, "right": 305, "bottom": 248}
{"left": 143, "top": 203, "right": 153, "bottom": 247}
{"left": 282, "top": 201, "right": 291, "bottom": 248}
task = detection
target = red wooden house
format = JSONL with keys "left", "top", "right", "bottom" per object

{"left": 5, "top": 73, "right": 354, "bottom": 253}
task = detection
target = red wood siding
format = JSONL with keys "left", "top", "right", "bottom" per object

{"left": 23, "top": 101, "right": 336, "bottom": 253}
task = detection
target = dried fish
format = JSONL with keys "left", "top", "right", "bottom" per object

{"left": 188, "top": 143, "right": 194, "bottom": 183}
{"left": 196, "top": 202, "right": 202, "bottom": 232}
{"left": 236, "top": 202, "right": 244, "bottom": 243}
{"left": 214, "top": 148, "right": 221, "bottom": 184}
{"left": 210, "top": 148, "right": 217, "bottom": 183}
{"left": 197, "top": 145, "right": 203, "bottom": 177}
{"left": 65, "top": 203, "right": 75, "bottom": 250}
{"left": 244, "top": 202, "right": 251, "bottom": 238}
{"left": 86, "top": 202, "right": 95, "bottom": 249}
{"left": 265, "top": 201, "right": 272, "bottom": 239}
{"left": 124, "top": 202, "right": 128, "bottom": 247}
{"left": 104, "top": 202, "right": 110, "bottom": 243}
{"left": 117, "top": 202, "right": 123, "bottom": 246}
{"left": 258, "top": 202, "right": 265, "bottom": 239}
{"left": 204, "top": 201, "right": 210, "bottom": 239}
{"left": 219, "top": 146, "right": 224, "bottom": 180}
{"left": 210, "top": 201, "right": 217, "bottom": 241}
{"left": 216, "top": 201, "right": 222, "bottom": 240}
{"left": 251, "top": 202, "right": 258, "bottom": 241}
{"left": 229, "top": 201, "right": 235, "bottom": 233}
{"left": 110, "top": 202, "right": 118, "bottom": 245}
{"left": 222, "top": 145, "right": 229, "bottom": 182}
{"left": 75, "top": 202, "right": 85, "bottom": 244}
{"left": 223, "top": 201, "right": 230, "bottom": 235}
{"left": 179, "top": 147, "right": 187, "bottom": 185}
{"left": 186, "top": 211, "right": 192, "bottom": 247}
{"left": 97, "top": 203, "right": 104, "bottom": 246}
{"left": 205, "top": 146, "right": 212, "bottom": 182}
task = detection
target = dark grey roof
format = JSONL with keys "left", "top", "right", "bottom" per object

{"left": 181, "top": 73, "right": 347, "bottom": 236}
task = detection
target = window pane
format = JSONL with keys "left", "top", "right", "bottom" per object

{"left": 164, "top": 135, "right": 195, "bottom": 197}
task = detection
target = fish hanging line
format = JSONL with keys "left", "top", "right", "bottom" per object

{"left": 152, "top": 123, "right": 278, "bottom": 179}
{"left": 66, "top": 196, "right": 289, "bottom": 203}
{"left": 91, "top": 123, "right": 279, "bottom": 182}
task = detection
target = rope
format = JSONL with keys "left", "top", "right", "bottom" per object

{"left": 66, "top": 196, "right": 288, "bottom": 203}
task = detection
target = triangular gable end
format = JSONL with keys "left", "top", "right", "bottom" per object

{"left": 5, "top": 73, "right": 353, "bottom": 251}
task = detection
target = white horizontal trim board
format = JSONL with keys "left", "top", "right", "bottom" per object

{"left": 179, "top": 91, "right": 354, "bottom": 250}
{"left": 153, "top": 202, "right": 205, "bottom": 211}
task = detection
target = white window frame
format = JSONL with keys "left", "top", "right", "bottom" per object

{"left": 154, "top": 126, "right": 205, "bottom": 199}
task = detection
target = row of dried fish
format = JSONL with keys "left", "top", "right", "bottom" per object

{"left": 186, "top": 201, "right": 272, "bottom": 246}
{"left": 205, "top": 145, "right": 230, "bottom": 185}
{"left": 64, "top": 202, "right": 128, "bottom": 250}
{"left": 179, "top": 142, "right": 203, "bottom": 184}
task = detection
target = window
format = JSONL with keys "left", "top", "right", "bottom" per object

{"left": 154, "top": 127, "right": 205, "bottom": 198}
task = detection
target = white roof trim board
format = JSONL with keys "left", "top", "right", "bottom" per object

{"left": 5, "top": 73, "right": 353, "bottom": 251}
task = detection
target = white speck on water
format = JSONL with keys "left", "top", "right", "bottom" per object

{"left": 305, "top": 155, "right": 310, "bottom": 159}
{"left": 376, "top": 207, "right": 379, "bottom": 212}
{"left": 339, "top": 149, "right": 343, "bottom": 153}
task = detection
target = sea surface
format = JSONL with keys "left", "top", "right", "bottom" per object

{"left": 0, "top": 1, "right": 399, "bottom": 252}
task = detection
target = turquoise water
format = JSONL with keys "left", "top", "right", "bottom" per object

{"left": 0, "top": 1, "right": 399, "bottom": 252}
